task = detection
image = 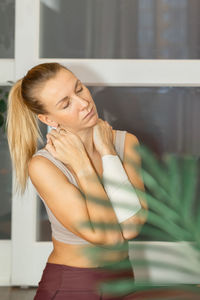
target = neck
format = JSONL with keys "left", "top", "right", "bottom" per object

{"left": 74, "top": 127, "right": 96, "bottom": 156}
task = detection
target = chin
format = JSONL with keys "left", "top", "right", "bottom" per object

{"left": 93, "top": 114, "right": 99, "bottom": 123}
{"left": 90, "top": 109, "right": 98, "bottom": 120}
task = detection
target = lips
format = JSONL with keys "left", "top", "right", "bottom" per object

{"left": 84, "top": 107, "right": 93, "bottom": 119}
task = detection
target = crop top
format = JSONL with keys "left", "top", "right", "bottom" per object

{"left": 32, "top": 129, "right": 127, "bottom": 244}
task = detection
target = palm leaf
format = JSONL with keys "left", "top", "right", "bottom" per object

{"left": 77, "top": 142, "right": 200, "bottom": 296}
{"left": 181, "top": 156, "right": 198, "bottom": 229}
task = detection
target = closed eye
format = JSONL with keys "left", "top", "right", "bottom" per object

{"left": 63, "top": 86, "right": 83, "bottom": 109}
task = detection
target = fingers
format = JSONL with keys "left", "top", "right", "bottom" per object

{"left": 46, "top": 135, "right": 55, "bottom": 148}
{"left": 45, "top": 139, "right": 56, "bottom": 153}
{"left": 46, "top": 128, "right": 67, "bottom": 140}
{"left": 46, "top": 131, "right": 56, "bottom": 142}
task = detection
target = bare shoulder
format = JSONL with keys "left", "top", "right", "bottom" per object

{"left": 123, "top": 131, "right": 140, "bottom": 163}
{"left": 28, "top": 154, "right": 62, "bottom": 175}
{"left": 112, "top": 129, "right": 139, "bottom": 146}
{"left": 125, "top": 131, "right": 139, "bottom": 147}
{"left": 28, "top": 154, "right": 69, "bottom": 184}
{"left": 28, "top": 154, "right": 49, "bottom": 174}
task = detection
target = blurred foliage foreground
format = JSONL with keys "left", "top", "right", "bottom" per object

{"left": 77, "top": 143, "right": 200, "bottom": 298}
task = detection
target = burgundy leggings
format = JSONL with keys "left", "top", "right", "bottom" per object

{"left": 33, "top": 255, "right": 135, "bottom": 300}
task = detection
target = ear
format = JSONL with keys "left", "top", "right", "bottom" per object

{"left": 37, "top": 114, "right": 58, "bottom": 128}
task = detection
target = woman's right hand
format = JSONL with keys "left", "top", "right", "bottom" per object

{"left": 45, "top": 126, "right": 89, "bottom": 170}
{"left": 93, "top": 118, "right": 114, "bottom": 155}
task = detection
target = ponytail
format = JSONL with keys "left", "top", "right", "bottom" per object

{"left": 6, "top": 78, "right": 43, "bottom": 196}
{"left": 5, "top": 62, "right": 71, "bottom": 196}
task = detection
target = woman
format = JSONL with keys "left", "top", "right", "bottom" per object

{"left": 6, "top": 62, "right": 147, "bottom": 299}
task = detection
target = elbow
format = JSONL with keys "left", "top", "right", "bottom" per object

{"left": 122, "top": 207, "right": 148, "bottom": 241}
{"left": 90, "top": 229, "right": 126, "bottom": 247}
{"left": 121, "top": 219, "right": 142, "bottom": 241}
{"left": 137, "top": 195, "right": 149, "bottom": 224}
{"left": 140, "top": 207, "right": 148, "bottom": 225}
{"left": 103, "top": 231, "right": 126, "bottom": 246}
{"left": 122, "top": 224, "right": 142, "bottom": 241}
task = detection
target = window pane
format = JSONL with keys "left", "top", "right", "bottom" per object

{"left": 40, "top": 0, "right": 200, "bottom": 59}
{"left": 37, "top": 86, "right": 200, "bottom": 242}
{"left": 0, "top": 86, "right": 11, "bottom": 239}
{"left": 36, "top": 196, "right": 52, "bottom": 241}
{"left": 0, "top": 0, "right": 15, "bottom": 58}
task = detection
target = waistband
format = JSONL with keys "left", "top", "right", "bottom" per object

{"left": 46, "top": 255, "right": 132, "bottom": 272}
{"left": 39, "top": 255, "right": 134, "bottom": 294}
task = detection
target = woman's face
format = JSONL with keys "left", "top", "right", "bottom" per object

{"left": 38, "top": 68, "right": 98, "bottom": 131}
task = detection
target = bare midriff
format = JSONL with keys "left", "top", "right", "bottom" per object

{"left": 47, "top": 236, "right": 129, "bottom": 268}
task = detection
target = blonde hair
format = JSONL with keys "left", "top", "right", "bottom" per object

{"left": 6, "top": 62, "right": 72, "bottom": 196}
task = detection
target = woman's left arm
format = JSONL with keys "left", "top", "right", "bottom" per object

{"left": 120, "top": 132, "right": 148, "bottom": 240}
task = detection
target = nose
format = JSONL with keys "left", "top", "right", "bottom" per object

{"left": 72, "top": 94, "right": 90, "bottom": 109}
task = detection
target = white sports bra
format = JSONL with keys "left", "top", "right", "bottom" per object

{"left": 32, "top": 129, "right": 127, "bottom": 244}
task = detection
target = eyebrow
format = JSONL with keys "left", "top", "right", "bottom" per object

{"left": 55, "top": 79, "right": 80, "bottom": 107}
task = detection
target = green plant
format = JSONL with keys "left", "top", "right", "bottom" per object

{"left": 77, "top": 143, "right": 200, "bottom": 298}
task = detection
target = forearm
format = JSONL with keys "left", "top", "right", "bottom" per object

{"left": 100, "top": 147, "right": 148, "bottom": 240}
{"left": 101, "top": 154, "right": 142, "bottom": 221}
{"left": 74, "top": 154, "right": 125, "bottom": 246}
{"left": 119, "top": 181, "right": 148, "bottom": 240}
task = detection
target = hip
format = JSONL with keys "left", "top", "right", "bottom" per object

{"left": 34, "top": 255, "right": 135, "bottom": 300}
